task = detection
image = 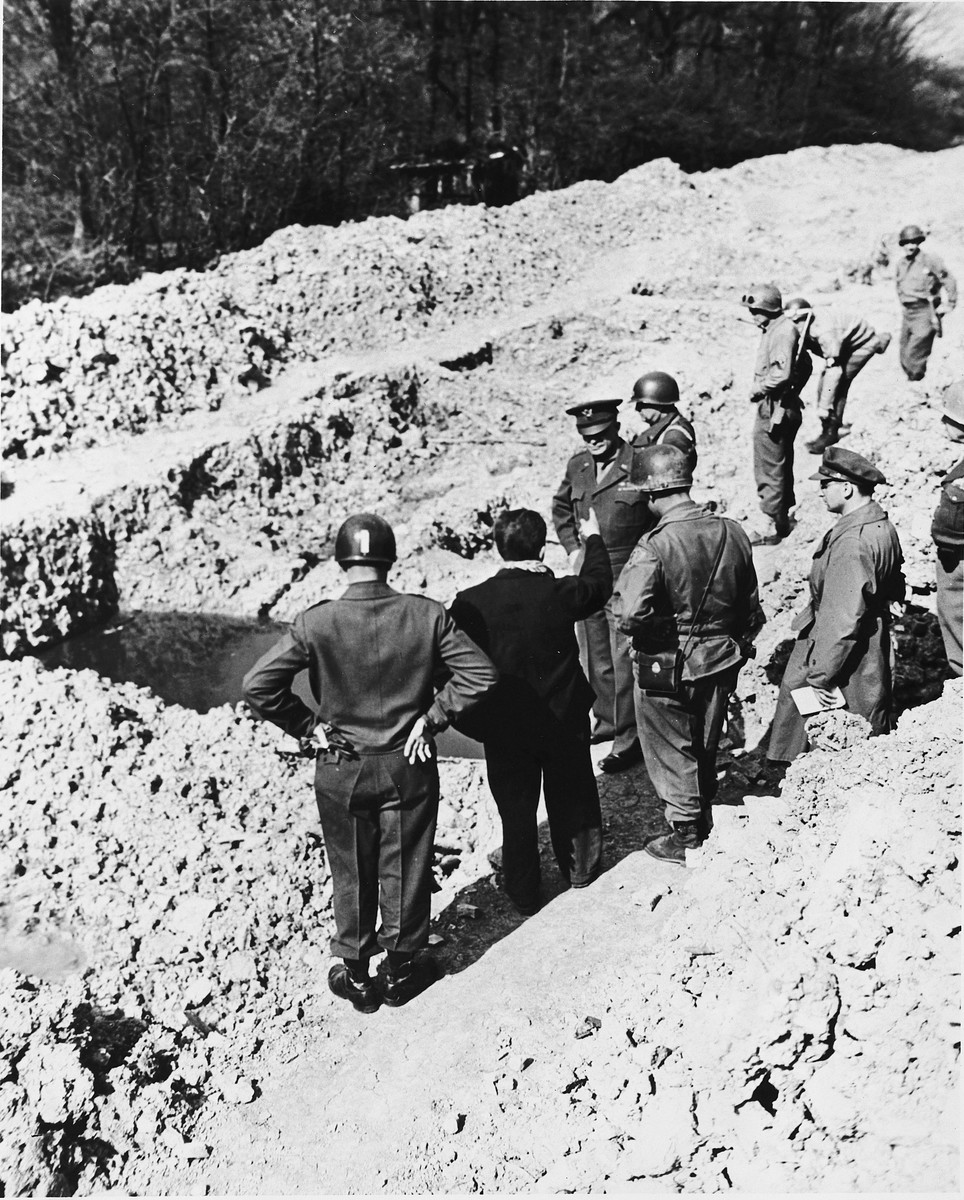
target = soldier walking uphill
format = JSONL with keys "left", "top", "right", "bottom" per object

{"left": 783, "top": 298, "right": 892, "bottom": 454}
{"left": 742, "top": 284, "right": 812, "bottom": 546}
{"left": 932, "top": 381, "right": 964, "bottom": 677}
{"left": 768, "top": 449, "right": 905, "bottom": 765}
{"left": 552, "top": 399, "right": 650, "bottom": 773}
{"left": 450, "top": 507, "right": 610, "bottom": 915}
{"left": 243, "top": 513, "right": 497, "bottom": 1013}
{"left": 614, "top": 446, "right": 764, "bottom": 865}
{"left": 894, "top": 224, "right": 957, "bottom": 382}
{"left": 628, "top": 371, "right": 697, "bottom": 469}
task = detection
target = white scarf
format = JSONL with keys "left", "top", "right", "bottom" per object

{"left": 505, "top": 560, "right": 551, "bottom": 573}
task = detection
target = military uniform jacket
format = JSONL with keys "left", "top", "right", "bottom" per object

{"left": 242, "top": 582, "right": 498, "bottom": 754}
{"left": 790, "top": 501, "right": 905, "bottom": 692}
{"left": 896, "top": 251, "right": 958, "bottom": 308}
{"left": 804, "top": 309, "right": 877, "bottom": 363}
{"left": 632, "top": 410, "right": 697, "bottom": 469}
{"left": 449, "top": 534, "right": 613, "bottom": 741}
{"left": 552, "top": 439, "right": 653, "bottom": 572}
{"left": 613, "top": 501, "right": 765, "bottom": 681}
{"left": 931, "top": 458, "right": 964, "bottom": 556}
{"left": 752, "top": 313, "right": 805, "bottom": 403}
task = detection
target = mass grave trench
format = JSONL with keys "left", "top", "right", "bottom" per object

{"left": 35, "top": 608, "right": 483, "bottom": 759}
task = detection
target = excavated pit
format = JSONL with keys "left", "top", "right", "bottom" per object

{"left": 1, "top": 143, "right": 961, "bottom": 1194}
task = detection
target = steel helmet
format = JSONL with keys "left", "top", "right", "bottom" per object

{"left": 741, "top": 283, "right": 783, "bottom": 314}
{"left": 942, "top": 380, "right": 964, "bottom": 425}
{"left": 898, "top": 224, "right": 925, "bottom": 245}
{"left": 630, "top": 444, "right": 693, "bottom": 493}
{"left": 631, "top": 371, "right": 680, "bottom": 409}
{"left": 785, "top": 296, "right": 813, "bottom": 313}
{"left": 334, "top": 513, "right": 397, "bottom": 566}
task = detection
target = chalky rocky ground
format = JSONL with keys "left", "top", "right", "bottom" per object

{"left": 0, "top": 143, "right": 961, "bottom": 1194}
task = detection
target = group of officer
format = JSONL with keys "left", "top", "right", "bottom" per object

{"left": 243, "top": 229, "right": 961, "bottom": 1015}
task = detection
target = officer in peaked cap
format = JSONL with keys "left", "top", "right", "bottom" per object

{"left": 768, "top": 447, "right": 905, "bottom": 764}
{"left": 629, "top": 371, "right": 697, "bottom": 470}
{"left": 552, "top": 398, "right": 648, "bottom": 771}
{"left": 243, "top": 512, "right": 498, "bottom": 1013}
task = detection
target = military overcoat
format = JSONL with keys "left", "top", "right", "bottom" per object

{"left": 769, "top": 501, "right": 905, "bottom": 761}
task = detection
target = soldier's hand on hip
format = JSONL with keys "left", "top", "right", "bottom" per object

{"left": 404, "top": 716, "right": 435, "bottom": 764}
{"left": 579, "top": 507, "right": 601, "bottom": 541}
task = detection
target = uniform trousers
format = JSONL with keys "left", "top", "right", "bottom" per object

{"left": 577, "top": 597, "right": 638, "bottom": 752}
{"left": 899, "top": 302, "right": 937, "bottom": 381}
{"left": 635, "top": 666, "right": 739, "bottom": 826}
{"left": 936, "top": 549, "right": 964, "bottom": 676}
{"left": 483, "top": 715, "right": 603, "bottom": 909}
{"left": 752, "top": 402, "right": 802, "bottom": 529}
{"left": 314, "top": 750, "right": 439, "bottom": 961}
{"left": 818, "top": 339, "right": 883, "bottom": 423}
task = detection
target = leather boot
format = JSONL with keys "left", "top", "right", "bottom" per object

{"left": 380, "top": 955, "right": 440, "bottom": 1008}
{"left": 328, "top": 963, "right": 381, "bottom": 1013}
{"left": 645, "top": 820, "right": 704, "bottom": 866}
{"left": 806, "top": 417, "right": 840, "bottom": 454}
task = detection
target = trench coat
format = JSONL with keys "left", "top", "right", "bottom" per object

{"left": 769, "top": 501, "right": 905, "bottom": 762}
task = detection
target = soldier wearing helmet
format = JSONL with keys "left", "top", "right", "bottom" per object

{"left": 742, "top": 283, "right": 812, "bottom": 545}
{"left": 629, "top": 371, "right": 697, "bottom": 470}
{"left": 784, "top": 297, "right": 892, "bottom": 454}
{"left": 613, "top": 446, "right": 764, "bottom": 864}
{"left": 931, "top": 380, "right": 964, "bottom": 675}
{"left": 243, "top": 512, "right": 498, "bottom": 1013}
{"left": 552, "top": 398, "right": 651, "bottom": 773}
{"left": 894, "top": 224, "right": 957, "bottom": 381}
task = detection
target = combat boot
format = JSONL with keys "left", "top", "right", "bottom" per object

{"left": 805, "top": 417, "right": 840, "bottom": 454}
{"left": 645, "top": 820, "right": 704, "bottom": 866}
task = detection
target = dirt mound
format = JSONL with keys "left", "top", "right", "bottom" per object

{"left": 1, "top": 141, "right": 961, "bottom": 1194}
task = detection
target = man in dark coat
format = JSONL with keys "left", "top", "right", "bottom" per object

{"left": 614, "top": 446, "right": 765, "bottom": 865}
{"left": 552, "top": 398, "right": 650, "bottom": 772}
{"left": 243, "top": 513, "right": 498, "bottom": 1013}
{"left": 450, "top": 507, "right": 611, "bottom": 913}
{"left": 768, "top": 448, "right": 906, "bottom": 764}
{"left": 932, "top": 381, "right": 964, "bottom": 676}
{"left": 742, "top": 283, "right": 812, "bottom": 546}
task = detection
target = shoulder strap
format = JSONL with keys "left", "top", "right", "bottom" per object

{"left": 681, "top": 522, "right": 728, "bottom": 657}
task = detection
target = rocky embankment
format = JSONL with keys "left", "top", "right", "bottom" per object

{"left": 1, "top": 142, "right": 962, "bottom": 1194}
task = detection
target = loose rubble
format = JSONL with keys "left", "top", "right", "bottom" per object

{"left": 1, "top": 141, "right": 961, "bottom": 1194}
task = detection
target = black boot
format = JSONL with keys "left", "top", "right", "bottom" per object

{"left": 806, "top": 417, "right": 840, "bottom": 454}
{"left": 380, "top": 954, "right": 440, "bottom": 1008}
{"left": 645, "top": 820, "right": 704, "bottom": 866}
{"left": 328, "top": 963, "right": 381, "bottom": 1013}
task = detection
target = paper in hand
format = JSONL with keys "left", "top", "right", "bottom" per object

{"left": 790, "top": 685, "right": 846, "bottom": 717}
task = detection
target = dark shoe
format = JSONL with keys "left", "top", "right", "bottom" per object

{"left": 805, "top": 420, "right": 840, "bottom": 454}
{"left": 644, "top": 821, "right": 704, "bottom": 866}
{"left": 748, "top": 519, "right": 785, "bottom": 547}
{"left": 380, "top": 956, "right": 440, "bottom": 1008}
{"left": 328, "top": 964, "right": 381, "bottom": 1014}
{"left": 599, "top": 740, "right": 643, "bottom": 774}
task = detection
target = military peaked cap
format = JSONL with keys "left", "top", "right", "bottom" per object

{"left": 810, "top": 445, "right": 886, "bottom": 488}
{"left": 565, "top": 398, "right": 621, "bottom": 433}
